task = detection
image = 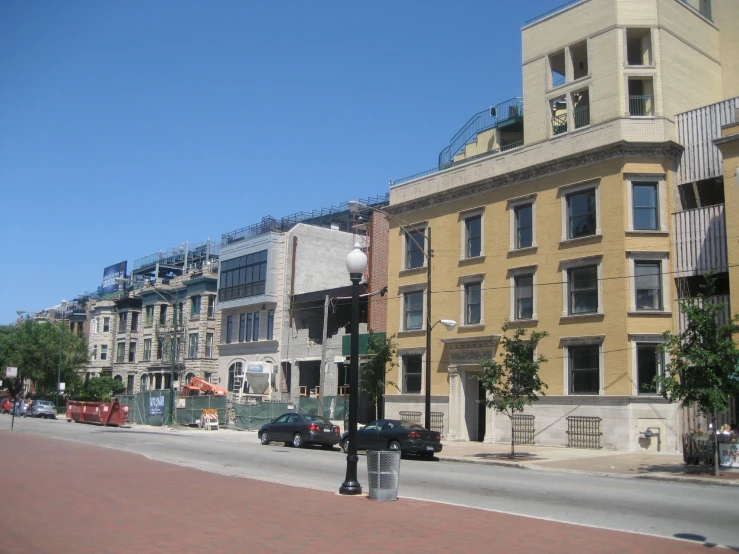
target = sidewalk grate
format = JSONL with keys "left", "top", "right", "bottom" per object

{"left": 566, "top": 416, "right": 602, "bottom": 449}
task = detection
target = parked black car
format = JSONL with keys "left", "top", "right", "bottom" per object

{"left": 258, "top": 413, "right": 341, "bottom": 449}
{"left": 339, "top": 419, "right": 442, "bottom": 458}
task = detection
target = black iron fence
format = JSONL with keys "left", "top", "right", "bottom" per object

{"left": 566, "top": 415, "right": 602, "bottom": 449}
{"left": 512, "top": 414, "right": 535, "bottom": 445}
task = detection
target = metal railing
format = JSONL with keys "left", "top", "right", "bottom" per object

{"left": 512, "top": 414, "right": 535, "bottom": 445}
{"left": 525, "top": 0, "right": 584, "bottom": 25}
{"left": 673, "top": 204, "right": 727, "bottom": 276}
{"left": 551, "top": 113, "right": 568, "bottom": 135}
{"left": 629, "top": 95, "right": 653, "bottom": 116}
{"left": 438, "top": 97, "right": 523, "bottom": 170}
{"left": 566, "top": 416, "right": 602, "bottom": 449}
{"left": 573, "top": 105, "right": 590, "bottom": 129}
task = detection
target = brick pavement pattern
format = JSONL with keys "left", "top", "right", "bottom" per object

{"left": 0, "top": 430, "right": 710, "bottom": 554}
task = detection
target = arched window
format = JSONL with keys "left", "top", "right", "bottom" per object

{"left": 185, "top": 372, "right": 195, "bottom": 384}
{"left": 228, "top": 362, "right": 243, "bottom": 392}
{"left": 114, "top": 375, "right": 123, "bottom": 383}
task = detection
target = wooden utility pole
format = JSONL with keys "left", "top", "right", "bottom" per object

{"left": 318, "top": 294, "right": 330, "bottom": 416}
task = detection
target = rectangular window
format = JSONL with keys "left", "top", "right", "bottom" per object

{"left": 116, "top": 342, "right": 125, "bottom": 363}
{"left": 207, "top": 296, "right": 216, "bottom": 318}
{"left": 226, "top": 316, "right": 233, "bottom": 344}
{"left": 515, "top": 204, "right": 533, "bottom": 249}
{"left": 159, "top": 306, "right": 167, "bottom": 326}
{"left": 568, "top": 266, "right": 598, "bottom": 315}
{"left": 633, "top": 183, "right": 659, "bottom": 230}
{"left": 188, "top": 333, "right": 199, "bottom": 359}
{"left": 405, "top": 230, "right": 425, "bottom": 269}
{"left": 218, "top": 250, "right": 268, "bottom": 302}
{"left": 95, "top": 317, "right": 100, "bottom": 334}
{"left": 156, "top": 339, "right": 163, "bottom": 360}
{"left": 515, "top": 274, "right": 534, "bottom": 320}
{"left": 128, "top": 342, "right": 136, "bottom": 363}
{"left": 465, "top": 216, "right": 481, "bottom": 258}
{"left": 404, "top": 292, "right": 423, "bottom": 330}
{"left": 239, "top": 314, "right": 246, "bottom": 342}
{"left": 101, "top": 344, "right": 108, "bottom": 360}
{"left": 253, "top": 312, "right": 260, "bottom": 341}
{"left": 143, "top": 339, "right": 152, "bottom": 361}
{"left": 465, "top": 282, "right": 481, "bottom": 325}
{"left": 118, "top": 313, "right": 127, "bottom": 332}
{"left": 246, "top": 313, "right": 253, "bottom": 342}
{"left": 635, "top": 261, "right": 662, "bottom": 310}
{"left": 178, "top": 303, "right": 184, "bottom": 325}
{"left": 567, "top": 189, "right": 597, "bottom": 239}
{"left": 206, "top": 333, "right": 214, "bottom": 358}
{"left": 267, "top": 309, "right": 275, "bottom": 340}
{"left": 191, "top": 296, "right": 201, "bottom": 319}
{"left": 127, "top": 375, "right": 134, "bottom": 395}
{"left": 145, "top": 305, "right": 154, "bottom": 326}
{"left": 570, "top": 345, "right": 599, "bottom": 394}
{"left": 402, "top": 354, "right": 423, "bottom": 394}
{"left": 637, "top": 344, "right": 662, "bottom": 394}
{"left": 103, "top": 317, "right": 110, "bottom": 332}
{"left": 130, "top": 312, "right": 138, "bottom": 332}
{"left": 92, "top": 345, "right": 97, "bottom": 360}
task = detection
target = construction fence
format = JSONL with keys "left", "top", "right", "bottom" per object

{"left": 115, "top": 391, "right": 227, "bottom": 427}
{"left": 231, "top": 395, "right": 349, "bottom": 432}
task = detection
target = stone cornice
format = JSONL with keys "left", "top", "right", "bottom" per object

{"left": 441, "top": 334, "right": 501, "bottom": 349}
{"left": 387, "top": 141, "right": 683, "bottom": 217}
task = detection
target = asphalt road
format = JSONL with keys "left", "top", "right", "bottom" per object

{"left": 6, "top": 416, "right": 739, "bottom": 549}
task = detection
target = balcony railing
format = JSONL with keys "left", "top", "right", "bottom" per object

{"left": 677, "top": 295, "right": 731, "bottom": 335}
{"left": 573, "top": 105, "right": 590, "bottom": 129}
{"left": 629, "top": 95, "right": 653, "bottom": 117}
{"left": 673, "top": 204, "right": 727, "bottom": 277}
{"left": 551, "top": 113, "right": 567, "bottom": 135}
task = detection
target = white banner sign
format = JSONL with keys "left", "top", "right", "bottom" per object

{"left": 720, "top": 442, "right": 739, "bottom": 468}
{"left": 59, "top": 382, "right": 66, "bottom": 392}
{"left": 5, "top": 367, "right": 18, "bottom": 379}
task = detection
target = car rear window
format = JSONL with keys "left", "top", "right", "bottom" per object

{"left": 304, "top": 415, "right": 331, "bottom": 425}
{"left": 39, "top": 401, "right": 54, "bottom": 407}
{"left": 400, "top": 421, "right": 425, "bottom": 430}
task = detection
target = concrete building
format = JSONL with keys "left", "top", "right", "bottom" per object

{"left": 384, "top": 0, "right": 738, "bottom": 451}
{"left": 217, "top": 196, "right": 388, "bottom": 404}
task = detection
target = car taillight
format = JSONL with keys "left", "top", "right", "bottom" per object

{"left": 435, "top": 433, "right": 440, "bottom": 441}
{"left": 334, "top": 427, "right": 340, "bottom": 434}
{"left": 408, "top": 431, "right": 421, "bottom": 439}
{"left": 308, "top": 423, "right": 320, "bottom": 431}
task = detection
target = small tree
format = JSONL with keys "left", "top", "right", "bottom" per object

{"left": 656, "top": 275, "right": 739, "bottom": 476}
{"left": 359, "top": 331, "right": 398, "bottom": 420}
{"left": 79, "top": 376, "right": 126, "bottom": 402}
{"left": 473, "top": 324, "right": 549, "bottom": 458}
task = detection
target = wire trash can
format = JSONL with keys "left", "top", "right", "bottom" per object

{"left": 367, "top": 450, "right": 401, "bottom": 501}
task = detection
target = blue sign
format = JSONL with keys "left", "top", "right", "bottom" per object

{"left": 148, "top": 395, "right": 165, "bottom": 416}
{"left": 101, "top": 261, "right": 128, "bottom": 295}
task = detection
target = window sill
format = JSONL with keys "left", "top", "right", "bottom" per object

{"left": 508, "top": 246, "right": 538, "bottom": 255}
{"left": 627, "top": 310, "right": 671, "bottom": 317}
{"left": 458, "top": 324, "right": 485, "bottom": 330}
{"left": 560, "top": 234, "right": 602, "bottom": 246}
{"left": 560, "top": 313, "right": 604, "bottom": 321}
{"left": 459, "top": 255, "right": 485, "bottom": 265}
{"left": 508, "top": 319, "right": 538, "bottom": 327}
{"left": 625, "top": 230, "right": 669, "bottom": 237}
{"left": 397, "top": 329, "right": 426, "bottom": 338}
{"left": 399, "top": 266, "right": 427, "bottom": 277}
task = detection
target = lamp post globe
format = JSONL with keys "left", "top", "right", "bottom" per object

{"left": 340, "top": 242, "right": 367, "bottom": 496}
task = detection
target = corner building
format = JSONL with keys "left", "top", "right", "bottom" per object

{"left": 384, "top": 0, "right": 739, "bottom": 451}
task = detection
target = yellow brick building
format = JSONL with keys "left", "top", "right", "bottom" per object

{"left": 383, "top": 0, "right": 739, "bottom": 451}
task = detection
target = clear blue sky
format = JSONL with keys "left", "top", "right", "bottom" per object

{"left": 0, "top": 0, "right": 556, "bottom": 324}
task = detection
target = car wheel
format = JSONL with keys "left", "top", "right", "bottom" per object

{"left": 341, "top": 440, "right": 349, "bottom": 454}
{"left": 293, "top": 432, "right": 304, "bottom": 448}
{"left": 388, "top": 440, "right": 401, "bottom": 452}
{"left": 261, "top": 431, "right": 270, "bottom": 445}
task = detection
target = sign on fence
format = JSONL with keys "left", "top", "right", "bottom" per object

{"left": 149, "top": 395, "right": 165, "bottom": 416}
{"left": 720, "top": 442, "right": 739, "bottom": 468}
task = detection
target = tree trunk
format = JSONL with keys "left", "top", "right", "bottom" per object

{"left": 713, "top": 411, "right": 720, "bottom": 477}
{"left": 510, "top": 416, "right": 515, "bottom": 459}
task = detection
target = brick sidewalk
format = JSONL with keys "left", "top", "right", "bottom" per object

{"left": 0, "top": 431, "right": 711, "bottom": 554}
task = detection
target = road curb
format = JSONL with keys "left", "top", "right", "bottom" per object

{"left": 437, "top": 455, "right": 739, "bottom": 486}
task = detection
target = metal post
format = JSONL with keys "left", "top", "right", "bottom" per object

{"left": 57, "top": 322, "right": 63, "bottom": 407}
{"left": 318, "top": 294, "right": 329, "bottom": 417}
{"left": 340, "top": 273, "right": 362, "bottom": 495}
{"left": 169, "top": 299, "right": 177, "bottom": 425}
{"left": 425, "top": 228, "right": 432, "bottom": 431}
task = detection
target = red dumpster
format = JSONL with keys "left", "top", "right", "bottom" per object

{"left": 66, "top": 399, "right": 130, "bottom": 427}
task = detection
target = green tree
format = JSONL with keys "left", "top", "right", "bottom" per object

{"left": 359, "top": 331, "right": 398, "bottom": 420}
{"left": 0, "top": 320, "right": 86, "bottom": 400}
{"left": 78, "top": 376, "right": 126, "bottom": 402}
{"left": 656, "top": 275, "right": 739, "bottom": 476}
{"left": 473, "top": 324, "right": 549, "bottom": 458}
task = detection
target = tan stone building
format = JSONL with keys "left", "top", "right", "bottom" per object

{"left": 384, "top": 0, "right": 738, "bottom": 451}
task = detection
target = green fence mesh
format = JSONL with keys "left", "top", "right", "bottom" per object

{"left": 231, "top": 396, "right": 349, "bottom": 431}
{"left": 115, "top": 392, "right": 227, "bottom": 427}
{"left": 177, "top": 395, "right": 227, "bottom": 426}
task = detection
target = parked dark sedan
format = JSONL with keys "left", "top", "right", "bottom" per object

{"left": 339, "top": 420, "right": 442, "bottom": 458}
{"left": 259, "top": 413, "right": 341, "bottom": 449}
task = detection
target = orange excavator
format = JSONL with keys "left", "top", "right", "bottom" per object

{"left": 180, "top": 377, "right": 228, "bottom": 397}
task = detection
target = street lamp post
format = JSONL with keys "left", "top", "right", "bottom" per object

{"left": 340, "top": 243, "right": 367, "bottom": 496}
{"left": 56, "top": 300, "right": 67, "bottom": 406}
{"left": 348, "top": 201, "right": 446, "bottom": 431}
